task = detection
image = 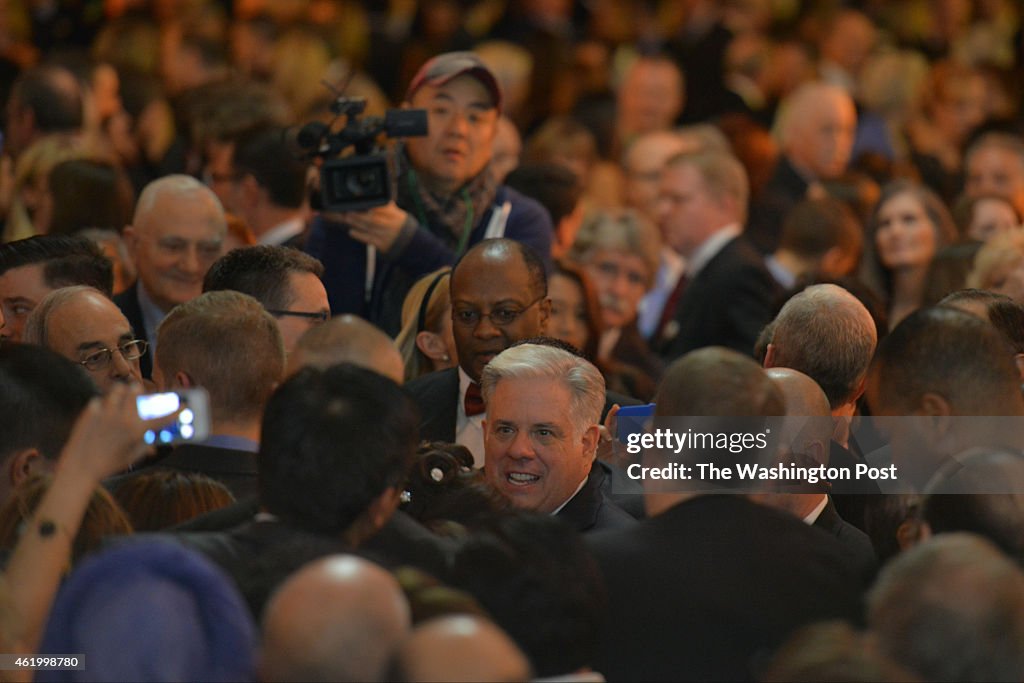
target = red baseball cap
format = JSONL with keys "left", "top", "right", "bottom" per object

{"left": 405, "top": 51, "right": 502, "bottom": 111}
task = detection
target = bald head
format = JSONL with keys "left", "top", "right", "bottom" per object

{"left": 767, "top": 284, "right": 877, "bottom": 410}
{"left": 766, "top": 368, "right": 831, "bottom": 418}
{"left": 868, "top": 533, "right": 1024, "bottom": 682}
{"left": 391, "top": 616, "right": 532, "bottom": 683}
{"left": 261, "top": 555, "right": 411, "bottom": 683}
{"left": 657, "top": 346, "right": 785, "bottom": 418}
{"left": 777, "top": 82, "right": 856, "bottom": 180}
{"left": 23, "top": 285, "right": 143, "bottom": 393}
{"left": 450, "top": 239, "right": 550, "bottom": 381}
{"left": 766, "top": 367, "right": 833, "bottom": 463}
{"left": 125, "top": 175, "right": 227, "bottom": 313}
{"left": 287, "top": 314, "right": 404, "bottom": 383}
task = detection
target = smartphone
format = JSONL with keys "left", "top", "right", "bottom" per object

{"left": 616, "top": 403, "right": 656, "bottom": 443}
{"left": 137, "top": 388, "right": 211, "bottom": 446}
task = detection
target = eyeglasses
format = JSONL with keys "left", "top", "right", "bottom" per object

{"left": 79, "top": 339, "right": 148, "bottom": 372}
{"left": 267, "top": 309, "right": 331, "bottom": 324}
{"left": 452, "top": 294, "right": 545, "bottom": 328}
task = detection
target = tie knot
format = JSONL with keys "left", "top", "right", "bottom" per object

{"left": 464, "top": 381, "right": 485, "bottom": 417}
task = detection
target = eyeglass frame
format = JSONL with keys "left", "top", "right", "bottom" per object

{"left": 266, "top": 309, "right": 331, "bottom": 324}
{"left": 451, "top": 293, "right": 546, "bottom": 328}
{"left": 78, "top": 339, "right": 149, "bottom": 372}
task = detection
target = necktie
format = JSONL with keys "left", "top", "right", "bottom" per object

{"left": 654, "top": 273, "right": 688, "bottom": 344}
{"left": 464, "top": 381, "right": 485, "bottom": 417}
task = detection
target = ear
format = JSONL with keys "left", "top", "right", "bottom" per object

{"left": 8, "top": 448, "right": 47, "bottom": 488}
{"left": 366, "top": 486, "right": 401, "bottom": 531}
{"left": 920, "top": 392, "right": 952, "bottom": 417}
{"left": 763, "top": 343, "right": 777, "bottom": 369}
{"left": 849, "top": 373, "right": 868, "bottom": 402}
{"left": 818, "top": 246, "right": 851, "bottom": 276}
{"left": 173, "top": 371, "right": 194, "bottom": 389}
{"left": 537, "top": 296, "right": 551, "bottom": 334}
{"left": 122, "top": 225, "right": 139, "bottom": 256}
{"left": 804, "top": 439, "right": 827, "bottom": 466}
{"left": 1014, "top": 353, "right": 1024, "bottom": 382}
{"left": 581, "top": 423, "right": 600, "bottom": 462}
{"left": 415, "top": 330, "right": 449, "bottom": 362}
{"left": 241, "top": 174, "right": 263, "bottom": 206}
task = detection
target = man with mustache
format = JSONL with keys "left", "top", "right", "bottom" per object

{"left": 570, "top": 210, "right": 664, "bottom": 400}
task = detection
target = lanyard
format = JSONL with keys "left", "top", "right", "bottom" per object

{"left": 406, "top": 169, "right": 475, "bottom": 257}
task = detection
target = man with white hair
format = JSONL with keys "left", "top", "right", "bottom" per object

{"left": 748, "top": 82, "right": 858, "bottom": 254}
{"left": 481, "top": 343, "right": 634, "bottom": 532}
{"left": 117, "top": 174, "right": 227, "bottom": 377}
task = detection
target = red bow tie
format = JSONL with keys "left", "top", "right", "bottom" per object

{"left": 464, "top": 381, "right": 485, "bottom": 417}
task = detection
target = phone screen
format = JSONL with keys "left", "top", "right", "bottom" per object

{"left": 137, "top": 392, "right": 198, "bottom": 445}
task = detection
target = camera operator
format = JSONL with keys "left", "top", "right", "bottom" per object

{"left": 305, "top": 52, "right": 553, "bottom": 335}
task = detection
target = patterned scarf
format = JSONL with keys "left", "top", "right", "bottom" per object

{"left": 395, "top": 150, "right": 499, "bottom": 252}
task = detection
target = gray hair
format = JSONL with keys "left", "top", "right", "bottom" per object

{"left": 132, "top": 174, "right": 225, "bottom": 226}
{"left": 23, "top": 285, "right": 107, "bottom": 348}
{"left": 569, "top": 209, "right": 661, "bottom": 289}
{"left": 665, "top": 150, "right": 749, "bottom": 223}
{"left": 480, "top": 344, "right": 605, "bottom": 434}
{"left": 867, "top": 533, "right": 1024, "bottom": 682}
{"left": 770, "top": 285, "right": 877, "bottom": 408}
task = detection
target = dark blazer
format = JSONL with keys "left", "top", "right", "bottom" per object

{"left": 173, "top": 519, "right": 352, "bottom": 617}
{"left": 746, "top": 155, "right": 810, "bottom": 255}
{"left": 813, "top": 496, "right": 878, "bottom": 585}
{"left": 556, "top": 464, "right": 637, "bottom": 533}
{"left": 655, "top": 236, "right": 780, "bottom": 362}
{"left": 405, "top": 368, "right": 642, "bottom": 444}
{"left": 173, "top": 509, "right": 453, "bottom": 618}
{"left": 108, "top": 444, "right": 259, "bottom": 502}
{"left": 586, "top": 495, "right": 863, "bottom": 682}
{"left": 828, "top": 438, "right": 881, "bottom": 532}
{"left": 113, "top": 282, "right": 152, "bottom": 378}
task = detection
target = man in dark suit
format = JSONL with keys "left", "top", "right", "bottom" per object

{"left": 405, "top": 238, "right": 551, "bottom": 466}
{"left": 118, "top": 174, "right": 227, "bottom": 378}
{"left": 116, "top": 290, "right": 284, "bottom": 500}
{"left": 206, "top": 125, "right": 310, "bottom": 250}
{"left": 406, "top": 239, "right": 639, "bottom": 470}
{"left": 652, "top": 149, "right": 779, "bottom": 361}
{"left": 763, "top": 284, "right": 881, "bottom": 527}
{"left": 176, "top": 364, "right": 423, "bottom": 616}
{"left": 587, "top": 348, "right": 863, "bottom": 681}
{"left": 758, "top": 367, "right": 877, "bottom": 585}
{"left": 746, "top": 82, "right": 857, "bottom": 254}
{"left": 481, "top": 343, "right": 634, "bottom": 532}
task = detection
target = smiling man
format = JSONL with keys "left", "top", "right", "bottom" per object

{"left": 118, "top": 175, "right": 227, "bottom": 377}
{"left": 481, "top": 343, "right": 634, "bottom": 532}
{"left": 305, "top": 51, "right": 552, "bottom": 336}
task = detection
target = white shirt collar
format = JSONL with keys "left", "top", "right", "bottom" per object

{"left": 550, "top": 474, "right": 590, "bottom": 515}
{"left": 802, "top": 495, "right": 829, "bottom": 525}
{"left": 686, "top": 223, "right": 742, "bottom": 278}
{"left": 258, "top": 216, "right": 305, "bottom": 246}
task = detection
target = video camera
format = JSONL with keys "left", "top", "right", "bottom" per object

{"left": 297, "top": 96, "right": 428, "bottom": 212}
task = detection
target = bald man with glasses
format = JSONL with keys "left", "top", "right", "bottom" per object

{"left": 23, "top": 286, "right": 146, "bottom": 393}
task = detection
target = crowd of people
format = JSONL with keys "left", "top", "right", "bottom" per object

{"left": 1, "top": 0, "right": 1024, "bottom": 681}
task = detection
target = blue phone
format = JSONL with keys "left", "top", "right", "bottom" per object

{"left": 616, "top": 403, "right": 655, "bottom": 443}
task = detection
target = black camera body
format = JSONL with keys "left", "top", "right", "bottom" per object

{"left": 300, "top": 98, "right": 428, "bottom": 213}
